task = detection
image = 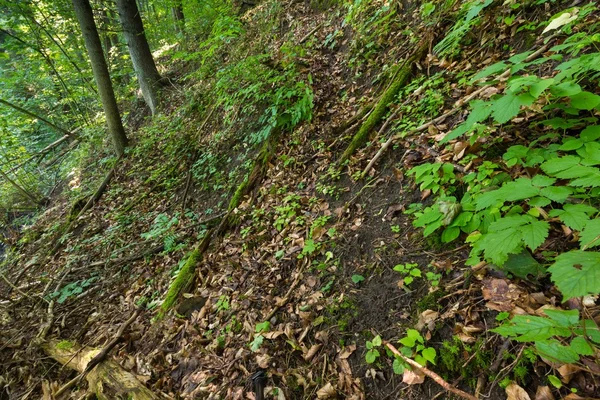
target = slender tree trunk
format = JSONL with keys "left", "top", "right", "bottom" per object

{"left": 172, "top": 0, "right": 185, "bottom": 35}
{"left": 72, "top": 0, "right": 128, "bottom": 156}
{"left": 0, "top": 168, "right": 43, "bottom": 206}
{"left": 116, "top": 0, "right": 162, "bottom": 115}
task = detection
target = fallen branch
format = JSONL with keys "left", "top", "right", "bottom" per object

{"left": 384, "top": 341, "right": 478, "bottom": 400}
{"left": 362, "top": 33, "right": 560, "bottom": 175}
{"left": 299, "top": 22, "right": 323, "bottom": 44}
{"left": 337, "top": 42, "right": 428, "bottom": 166}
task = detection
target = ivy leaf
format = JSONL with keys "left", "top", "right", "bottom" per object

{"left": 580, "top": 219, "right": 600, "bottom": 249}
{"left": 548, "top": 204, "right": 596, "bottom": 231}
{"left": 570, "top": 91, "right": 600, "bottom": 110}
{"left": 548, "top": 250, "right": 600, "bottom": 299}
{"left": 492, "top": 93, "right": 535, "bottom": 124}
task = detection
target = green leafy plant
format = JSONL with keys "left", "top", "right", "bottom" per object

{"left": 51, "top": 276, "right": 97, "bottom": 304}
{"left": 365, "top": 335, "right": 382, "bottom": 364}
{"left": 393, "top": 329, "right": 437, "bottom": 373}
{"left": 393, "top": 263, "right": 421, "bottom": 286}
{"left": 493, "top": 309, "right": 600, "bottom": 364}
{"left": 141, "top": 213, "right": 183, "bottom": 253}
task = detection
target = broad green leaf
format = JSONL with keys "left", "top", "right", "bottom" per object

{"left": 366, "top": 349, "right": 380, "bottom": 363}
{"left": 520, "top": 220, "right": 549, "bottom": 250}
{"left": 392, "top": 358, "right": 405, "bottom": 374}
{"left": 351, "top": 274, "right": 365, "bottom": 284}
{"left": 441, "top": 100, "right": 493, "bottom": 143}
{"left": 578, "top": 320, "right": 600, "bottom": 344}
{"left": 570, "top": 336, "right": 594, "bottom": 356}
{"left": 548, "top": 375, "right": 562, "bottom": 389}
{"left": 488, "top": 214, "right": 531, "bottom": 232}
{"left": 541, "top": 155, "right": 581, "bottom": 176}
{"left": 491, "top": 93, "right": 535, "bottom": 124}
{"left": 529, "top": 78, "right": 555, "bottom": 98}
{"left": 539, "top": 186, "right": 572, "bottom": 203}
{"left": 531, "top": 175, "right": 556, "bottom": 187}
{"left": 549, "top": 81, "right": 581, "bottom": 97}
{"left": 548, "top": 250, "right": 600, "bottom": 299}
{"left": 502, "top": 250, "right": 545, "bottom": 280}
{"left": 535, "top": 339, "right": 579, "bottom": 364}
{"left": 421, "top": 347, "right": 437, "bottom": 365}
{"left": 570, "top": 91, "right": 600, "bottom": 110}
{"left": 492, "top": 315, "right": 560, "bottom": 341}
{"left": 470, "top": 61, "right": 508, "bottom": 83}
{"left": 548, "top": 204, "right": 596, "bottom": 231}
{"left": 578, "top": 142, "right": 600, "bottom": 165}
{"left": 580, "top": 219, "right": 600, "bottom": 249}
{"left": 372, "top": 335, "right": 382, "bottom": 346}
{"left": 479, "top": 227, "right": 523, "bottom": 265}
{"left": 559, "top": 137, "right": 583, "bottom": 151}
{"left": 441, "top": 226, "right": 460, "bottom": 243}
{"left": 580, "top": 125, "right": 600, "bottom": 142}
{"left": 543, "top": 309, "right": 579, "bottom": 327}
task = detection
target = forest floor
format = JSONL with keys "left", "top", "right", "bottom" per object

{"left": 2, "top": 1, "right": 600, "bottom": 400}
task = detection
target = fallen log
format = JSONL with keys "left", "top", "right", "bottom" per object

{"left": 43, "top": 338, "right": 158, "bottom": 400}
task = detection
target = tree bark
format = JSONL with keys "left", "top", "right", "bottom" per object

{"left": 72, "top": 0, "right": 128, "bottom": 156}
{"left": 116, "top": 0, "right": 162, "bottom": 115}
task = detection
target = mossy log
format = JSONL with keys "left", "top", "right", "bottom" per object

{"left": 228, "top": 129, "right": 281, "bottom": 212}
{"left": 338, "top": 42, "right": 428, "bottom": 166}
{"left": 42, "top": 338, "right": 158, "bottom": 400}
{"left": 159, "top": 132, "right": 281, "bottom": 317}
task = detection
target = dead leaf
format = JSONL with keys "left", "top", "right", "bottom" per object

{"left": 415, "top": 310, "right": 439, "bottom": 331}
{"left": 316, "top": 382, "right": 337, "bottom": 399}
{"left": 506, "top": 382, "right": 531, "bottom": 400}
{"left": 304, "top": 344, "right": 322, "bottom": 361}
{"left": 557, "top": 364, "right": 579, "bottom": 383}
{"left": 402, "top": 369, "right": 425, "bottom": 385}
{"left": 535, "top": 386, "right": 555, "bottom": 400}
{"left": 339, "top": 344, "right": 356, "bottom": 359}
{"left": 482, "top": 278, "right": 523, "bottom": 311}
{"left": 256, "top": 354, "right": 271, "bottom": 369}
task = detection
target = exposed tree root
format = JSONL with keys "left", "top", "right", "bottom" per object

{"left": 337, "top": 42, "right": 428, "bottom": 166}
{"left": 43, "top": 337, "right": 158, "bottom": 400}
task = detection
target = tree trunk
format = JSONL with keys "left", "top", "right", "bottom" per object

{"left": 116, "top": 0, "right": 162, "bottom": 115}
{"left": 172, "top": 0, "right": 185, "bottom": 35}
{"left": 72, "top": 0, "right": 128, "bottom": 156}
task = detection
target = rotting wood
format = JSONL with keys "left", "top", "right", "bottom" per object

{"left": 337, "top": 41, "right": 428, "bottom": 166}
{"left": 384, "top": 341, "right": 479, "bottom": 400}
{"left": 43, "top": 338, "right": 158, "bottom": 400}
{"left": 362, "top": 33, "right": 560, "bottom": 175}
{"left": 52, "top": 306, "right": 143, "bottom": 398}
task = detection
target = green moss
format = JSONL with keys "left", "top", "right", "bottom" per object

{"left": 338, "top": 43, "right": 427, "bottom": 165}
{"left": 440, "top": 336, "right": 492, "bottom": 388}
{"left": 416, "top": 289, "right": 446, "bottom": 312}
{"left": 158, "top": 249, "right": 201, "bottom": 318}
{"left": 56, "top": 340, "right": 74, "bottom": 350}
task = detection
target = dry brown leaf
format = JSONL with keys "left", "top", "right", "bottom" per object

{"left": 506, "top": 382, "right": 531, "bottom": 400}
{"left": 339, "top": 344, "right": 356, "bottom": 359}
{"left": 316, "top": 382, "right": 337, "bottom": 399}
{"left": 256, "top": 354, "right": 271, "bottom": 369}
{"left": 482, "top": 278, "right": 523, "bottom": 311}
{"left": 402, "top": 368, "right": 425, "bottom": 385}
{"left": 304, "top": 344, "right": 322, "bottom": 361}
{"left": 534, "top": 386, "right": 555, "bottom": 400}
{"left": 557, "top": 364, "right": 579, "bottom": 383}
{"left": 415, "top": 309, "right": 439, "bottom": 331}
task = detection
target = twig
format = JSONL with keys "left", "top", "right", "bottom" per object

{"left": 384, "top": 341, "right": 478, "bottom": 400}
{"left": 362, "top": 33, "right": 560, "bottom": 174}
{"left": 299, "top": 22, "right": 323, "bottom": 44}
